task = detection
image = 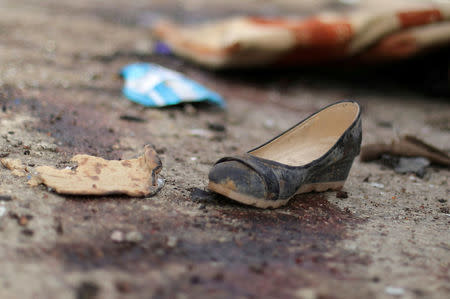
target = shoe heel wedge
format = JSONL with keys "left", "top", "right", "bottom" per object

{"left": 296, "top": 157, "right": 356, "bottom": 194}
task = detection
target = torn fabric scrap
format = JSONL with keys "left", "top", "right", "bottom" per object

{"left": 35, "top": 145, "right": 164, "bottom": 197}
{"left": 153, "top": 5, "right": 450, "bottom": 68}
{"left": 120, "top": 63, "right": 225, "bottom": 107}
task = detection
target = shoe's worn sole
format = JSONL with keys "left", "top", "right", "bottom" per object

{"left": 208, "top": 181, "right": 344, "bottom": 209}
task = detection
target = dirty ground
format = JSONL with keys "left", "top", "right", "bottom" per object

{"left": 0, "top": 1, "right": 449, "bottom": 299}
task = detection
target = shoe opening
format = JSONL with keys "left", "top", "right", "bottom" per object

{"left": 250, "top": 101, "right": 360, "bottom": 166}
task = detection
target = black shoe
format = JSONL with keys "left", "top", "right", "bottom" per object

{"left": 208, "top": 101, "right": 362, "bottom": 208}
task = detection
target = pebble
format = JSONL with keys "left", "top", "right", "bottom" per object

{"left": 189, "top": 128, "right": 213, "bottom": 138}
{"left": 370, "top": 182, "right": 384, "bottom": 189}
{"left": 408, "top": 175, "right": 418, "bottom": 182}
{"left": 336, "top": 191, "right": 348, "bottom": 198}
{"left": 125, "top": 231, "right": 143, "bottom": 243}
{"left": 37, "top": 142, "right": 57, "bottom": 152}
{"left": 110, "top": 230, "right": 124, "bottom": 242}
{"left": 19, "top": 215, "right": 30, "bottom": 226}
{"left": 0, "top": 206, "right": 6, "bottom": 218}
{"left": 190, "top": 188, "right": 214, "bottom": 202}
{"left": 385, "top": 286, "right": 405, "bottom": 296}
{"left": 167, "top": 236, "right": 178, "bottom": 248}
{"left": 207, "top": 122, "right": 226, "bottom": 132}
{"left": 392, "top": 156, "right": 429, "bottom": 178}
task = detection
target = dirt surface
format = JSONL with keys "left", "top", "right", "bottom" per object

{"left": 0, "top": 1, "right": 449, "bottom": 299}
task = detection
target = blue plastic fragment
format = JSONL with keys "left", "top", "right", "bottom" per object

{"left": 120, "top": 63, "right": 225, "bottom": 108}
{"left": 154, "top": 42, "right": 172, "bottom": 55}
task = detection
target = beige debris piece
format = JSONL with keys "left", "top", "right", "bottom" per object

{"left": 27, "top": 176, "right": 41, "bottom": 187}
{"left": 35, "top": 145, "right": 163, "bottom": 197}
{"left": 1, "top": 158, "right": 28, "bottom": 177}
{"left": 360, "top": 135, "right": 450, "bottom": 166}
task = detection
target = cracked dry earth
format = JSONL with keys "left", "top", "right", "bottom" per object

{"left": 0, "top": 1, "right": 449, "bottom": 299}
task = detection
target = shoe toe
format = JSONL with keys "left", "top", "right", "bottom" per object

{"left": 208, "top": 161, "right": 266, "bottom": 200}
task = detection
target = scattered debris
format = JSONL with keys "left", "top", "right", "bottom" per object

{"left": 1, "top": 158, "right": 28, "bottom": 177}
{"left": 385, "top": 286, "right": 405, "bottom": 296}
{"left": 34, "top": 145, "right": 164, "bottom": 197}
{"left": 336, "top": 191, "right": 349, "bottom": 199}
{"left": 119, "top": 114, "right": 146, "bottom": 123}
{"left": 125, "top": 231, "right": 143, "bottom": 243}
{"left": 380, "top": 155, "right": 430, "bottom": 178}
{"left": 76, "top": 281, "right": 100, "bottom": 299}
{"left": 369, "top": 182, "right": 384, "bottom": 189}
{"left": 361, "top": 135, "right": 450, "bottom": 166}
{"left": 120, "top": 63, "right": 225, "bottom": 108}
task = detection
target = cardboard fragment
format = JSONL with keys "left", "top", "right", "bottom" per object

{"left": 35, "top": 145, "right": 163, "bottom": 197}
{"left": 27, "top": 176, "right": 41, "bottom": 187}
{"left": 360, "top": 135, "right": 450, "bottom": 167}
{"left": 1, "top": 158, "right": 28, "bottom": 177}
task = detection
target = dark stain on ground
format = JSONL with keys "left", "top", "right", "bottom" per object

{"left": 1, "top": 86, "right": 122, "bottom": 159}
{"left": 31, "top": 98, "right": 121, "bottom": 159}
{"left": 27, "top": 192, "right": 368, "bottom": 297}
